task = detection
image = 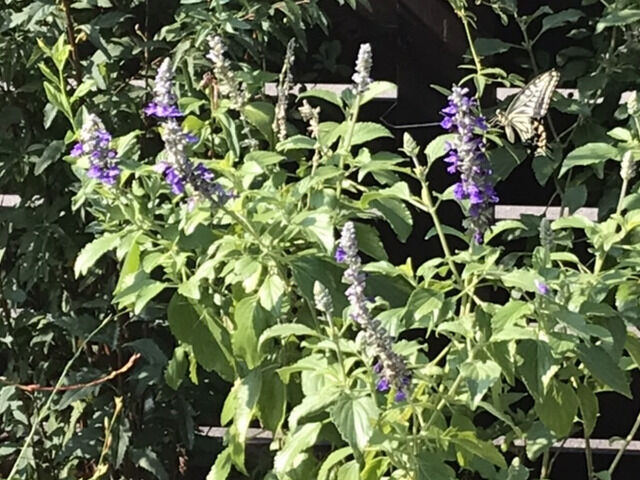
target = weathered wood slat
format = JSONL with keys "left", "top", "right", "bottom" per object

{"left": 196, "top": 426, "right": 640, "bottom": 454}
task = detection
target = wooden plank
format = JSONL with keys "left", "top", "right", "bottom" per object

{"left": 264, "top": 82, "right": 397, "bottom": 99}
{"left": 196, "top": 427, "right": 640, "bottom": 454}
{"left": 494, "top": 205, "right": 598, "bottom": 221}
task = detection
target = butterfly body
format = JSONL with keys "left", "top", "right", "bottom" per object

{"left": 494, "top": 69, "right": 560, "bottom": 154}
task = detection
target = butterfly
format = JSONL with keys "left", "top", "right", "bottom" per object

{"left": 494, "top": 69, "right": 560, "bottom": 155}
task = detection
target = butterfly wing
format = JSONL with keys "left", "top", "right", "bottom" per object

{"left": 502, "top": 70, "right": 560, "bottom": 142}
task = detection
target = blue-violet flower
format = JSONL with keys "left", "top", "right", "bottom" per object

{"left": 441, "top": 86, "right": 498, "bottom": 243}
{"left": 71, "top": 114, "right": 120, "bottom": 186}
{"left": 337, "top": 222, "right": 411, "bottom": 401}
{"left": 147, "top": 58, "right": 232, "bottom": 204}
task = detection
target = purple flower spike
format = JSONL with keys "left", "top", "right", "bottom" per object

{"left": 338, "top": 222, "right": 412, "bottom": 401}
{"left": 441, "top": 85, "right": 498, "bottom": 243}
{"left": 146, "top": 58, "right": 233, "bottom": 204}
{"left": 73, "top": 114, "right": 120, "bottom": 187}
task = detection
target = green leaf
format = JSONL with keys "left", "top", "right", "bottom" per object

{"left": 298, "top": 89, "right": 343, "bottom": 108}
{"left": 559, "top": 143, "right": 618, "bottom": 177}
{"left": 576, "top": 382, "right": 598, "bottom": 436}
{"left": 518, "top": 340, "right": 558, "bottom": 401}
{"left": 115, "top": 241, "right": 140, "bottom": 294}
{"left": 244, "top": 102, "right": 275, "bottom": 145}
{"left": 330, "top": 394, "right": 379, "bottom": 453}
{"left": 425, "top": 134, "right": 456, "bottom": 164}
{"left": 447, "top": 430, "right": 507, "bottom": 468}
{"left": 168, "top": 294, "right": 234, "bottom": 380}
{"left": 35, "top": 140, "right": 64, "bottom": 175}
{"left": 273, "top": 422, "right": 323, "bottom": 475}
{"left": 369, "top": 198, "right": 412, "bottom": 242}
{"left": 348, "top": 122, "right": 393, "bottom": 147}
{"left": 258, "top": 274, "right": 286, "bottom": 313}
{"left": 318, "top": 447, "right": 352, "bottom": 480}
{"left": 337, "top": 461, "right": 359, "bottom": 479}
{"left": 114, "top": 272, "right": 166, "bottom": 314}
{"left": 244, "top": 150, "right": 284, "bottom": 167}
{"left": 294, "top": 211, "right": 334, "bottom": 252}
{"left": 277, "top": 134, "right": 316, "bottom": 151}
{"left": 289, "top": 390, "right": 341, "bottom": 430}
{"left": 607, "top": 127, "right": 633, "bottom": 142}
{"left": 165, "top": 345, "right": 188, "bottom": 390}
{"left": 353, "top": 222, "right": 388, "bottom": 260}
{"left": 489, "top": 145, "right": 526, "bottom": 181}
{"left": 257, "top": 370, "right": 286, "bottom": 432}
{"left": 460, "top": 360, "right": 502, "bottom": 409}
{"left": 540, "top": 9, "right": 584, "bottom": 34}
{"left": 360, "top": 81, "right": 396, "bottom": 105}
{"left": 501, "top": 269, "right": 539, "bottom": 292}
{"left": 228, "top": 370, "right": 262, "bottom": 473}
{"left": 291, "top": 255, "right": 347, "bottom": 313}
{"left": 259, "top": 323, "right": 320, "bottom": 350}
{"left": 564, "top": 184, "right": 587, "bottom": 213}
{"left": 577, "top": 343, "right": 631, "bottom": 397}
{"left": 532, "top": 154, "right": 557, "bottom": 186}
{"left": 596, "top": 9, "right": 640, "bottom": 33}
{"left": 534, "top": 380, "right": 577, "bottom": 437}
{"left": 524, "top": 421, "right": 555, "bottom": 461}
{"left": 206, "top": 447, "right": 232, "bottom": 480}
{"left": 233, "top": 296, "right": 272, "bottom": 369}
{"left": 129, "top": 448, "right": 169, "bottom": 480}
{"left": 625, "top": 333, "right": 640, "bottom": 368}
{"left": 474, "top": 38, "right": 513, "bottom": 55}
{"left": 74, "top": 233, "right": 121, "bottom": 277}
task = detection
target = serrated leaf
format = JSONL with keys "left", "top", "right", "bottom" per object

{"left": 74, "top": 233, "right": 121, "bottom": 277}
{"left": 560, "top": 143, "right": 618, "bottom": 177}
{"left": 274, "top": 422, "right": 322, "bottom": 475}
{"left": 330, "top": 394, "right": 379, "bottom": 453}
{"left": 233, "top": 296, "right": 272, "bottom": 369}
{"left": 348, "top": 122, "right": 393, "bottom": 147}
{"left": 460, "top": 360, "right": 502, "bottom": 409}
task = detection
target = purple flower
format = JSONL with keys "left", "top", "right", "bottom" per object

{"left": 335, "top": 246, "right": 347, "bottom": 263}
{"left": 441, "top": 86, "right": 498, "bottom": 243}
{"left": 145, "top": 59, "right": 183, "bottom": 119}
{"left": 377, "top": 378, "right": 390, "bottom": 392}
{"left": 338, "top": 222, "right": 411, "bottom": 403}
{"left": 535, "top": 279, "right": 550, "bottom": 295}
{"left": 73, "top": 114, "right": 120, "bottom": 187}
{"left": 147, "top": 58, "right": 233, "bottom": 204}
{"left": 394, "top": 390, "right": 407, "bottom": 402}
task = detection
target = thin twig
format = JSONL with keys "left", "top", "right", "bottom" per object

{"left": 0, "top": 353, "right": 140, "bottom": 393}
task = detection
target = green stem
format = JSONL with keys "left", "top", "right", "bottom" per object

{"left": 608, "top": 405, "right": 640, "bottom": 476}
{"left": 6, "top": 316, "right": 112, "bottom": 479}
{"left": 458, "top": 10, "right": 482, "bottom": 79}
{"left": 616, "top": 177, "right": 629, "bottom": 215}
{"left": 540, "top": 449, "right": 551, "bottom": 479}
{"left": 324, "top": 311, "right": 348, "bottom": 385}
{"left": 336, "top": 96, "right": 362, "bottom": 199}
{"left": 585, "top": 434, "right": 594, "bottom": 480}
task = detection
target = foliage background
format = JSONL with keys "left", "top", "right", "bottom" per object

{"left": 3, "top": 0, "right": 640, "bottom": 479}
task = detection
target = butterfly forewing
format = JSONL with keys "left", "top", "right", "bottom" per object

{"left": 499, "top": 69, "right": 559, "bottom": 146}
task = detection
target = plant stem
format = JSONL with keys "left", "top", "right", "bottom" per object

{"left": 457, "top": 10, "right": 482, "bottom": 79}
{"left": 6, "top": 316, "right": 112, "bottom": 479}
{"left": 336, "top": 95, "right": 362, "bottom": 199}
{"left": 608, "top": 406, "right": 640, "bottom": 476}
{"left": 616, "top": 177, "right": 629, "bottom": 214}
{"left": 324, "top": 311, "right": 348, "bottom": 385}
{"left": 60, "top": 0, "right": 82, "bottom": 86}
{"left": 585, "top": 434, "right": 594, "bottom": 480}
{"left": 540, "top": 449, "right": 551, "bottom": 479}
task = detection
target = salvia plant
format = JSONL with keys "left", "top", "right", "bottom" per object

{"left": 4, "top": 0, "right": 640, "bottom": 479}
